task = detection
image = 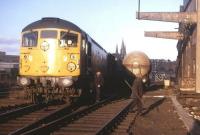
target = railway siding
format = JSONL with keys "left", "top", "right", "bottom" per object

{"left": 20, "top": 98, "right": 134, "bottom": 135}
{"left": 53, "top": 99, "right": 134, "bottom": 135}
{"left": 0, "top": 101, "right": 66, "bottom": 135}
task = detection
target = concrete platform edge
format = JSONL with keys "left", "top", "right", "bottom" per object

{"left": 170, "top": 95, "right": 200, "bottom": 135}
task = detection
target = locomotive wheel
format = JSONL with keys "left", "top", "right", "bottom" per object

{"left": 33, "top": 93, "right": 44, "bottom": 104}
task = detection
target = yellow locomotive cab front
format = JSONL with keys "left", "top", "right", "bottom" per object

{"left": 20, "top": 29, "right": 81, "bottom": 77}
{"left": 18, "top": 17, "right": 109, "bottom": 103}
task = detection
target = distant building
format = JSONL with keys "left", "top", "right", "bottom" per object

{"left": 115, "top": 44, "right": 119, "bottom": 55}
{"left": 150, "top": 59, "right": 176, "bottom": 83}
{"left": 120, "top": 40, "right": 126, "bottom": 60}
{"left": 0, "top": 51, "right": 19, "bottom": 87}
{"left": 0, "top": 51, "right": 19, "bottom": 71}
{"left": 113, "top": 40, "right": 127, "bottom": 61}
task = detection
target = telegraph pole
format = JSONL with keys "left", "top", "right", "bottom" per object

{"left": 137, "top": 0, "right": 140, "bottom": 19}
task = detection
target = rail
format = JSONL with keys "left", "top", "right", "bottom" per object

{"left": 95, "top": 99, "right": 135, "bottom": 135}
{"left": 0, "top": 104, "right": 40, "bottom": 123}
{"left": 21, "top": 97, "right": 115, "bottom": 135}
{"left": 10, "top": 102, "right": 78, "bottom": 135}
{"left": 0, "top": 103, "right": 32, "bottom": 114}
{"left": 0, "top": 100, "right": 61, "bottom": 123}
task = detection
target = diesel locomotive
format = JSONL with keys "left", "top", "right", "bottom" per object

{"left": 18, "top": 17, "right": 111, "bottom": 103}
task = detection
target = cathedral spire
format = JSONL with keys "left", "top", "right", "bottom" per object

{"left": 115, "top": 44, "right": 119, "bottom": 54}
{"left": 120, "top": 39, "right": 126, "bottom": 59}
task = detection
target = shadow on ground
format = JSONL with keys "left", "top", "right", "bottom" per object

{"left": 141, "top": 97, "right": 166, "bottom": 116}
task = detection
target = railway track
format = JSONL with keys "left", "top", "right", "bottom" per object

{"left": 0, "top": 89, "right": 19, "bottom": 95}
{"left": 0, "top": 94, "right": 167, "bottom": 135}
{"left": 0, "top": 89, "right": 30, "bottom": 111}
{"left": 0, "top": 103, "right": 32, "bottom": 115}
{"left": 0, "top": 91, "right": 9, "bottom": 97}
{"left": 20, "top": 98, "right": 135, "bottom": 135}
{"left": 0, "top": 100, "right": 67, "bottom": 135}
{"left": 111, "top": 96, "right": 166, "bottom": 135}
{"left": 110, "top": 111, "right": 138, "bottom": 135}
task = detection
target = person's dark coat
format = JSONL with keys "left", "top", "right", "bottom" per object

{"left": 131, "top": 77, "right": 143, "bottom": 98}
{"left": 94, "top": 72, "right": 104, "bottom": 102}
{"left": 131, "top": 77, "right": 143, "bottom": 112}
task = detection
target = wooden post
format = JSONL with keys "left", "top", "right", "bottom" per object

{"left": 144, "top": 31, "right": 183, "bottom": 40}
{"left": 136, "top": 12, "right": 197, "bottom": 23}
{"left": 196, "top": 0, "right": 200, "bottom": 93}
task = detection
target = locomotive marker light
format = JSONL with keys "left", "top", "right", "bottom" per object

{"left": 70, "top": 54, "right": 76, "bottom": 60}
{"left": 41, "top": 41, "right": 49, "bottom": 51}
{"left": 19, "top": 77, "right": 30, "bottom": 86}
{"left": 67, "top": 62, "right": 76, "bottom": 72}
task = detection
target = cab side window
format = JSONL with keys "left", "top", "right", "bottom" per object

{"left": 60, "top": 32, "right": 78, "bottom": 47}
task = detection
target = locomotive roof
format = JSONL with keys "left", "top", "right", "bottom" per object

{"left": 22, "top": 17, "right": 82, "bottom": 32}
{"left": 22, "top": 17, "right": 107, "bottom": 53}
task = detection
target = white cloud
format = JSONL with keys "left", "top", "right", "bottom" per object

{"left": 0, "top": 37, "right": 19, "bottom": 55}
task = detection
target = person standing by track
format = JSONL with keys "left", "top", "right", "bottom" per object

{"left": 94, "top": 71, "right": 104, "bottom": 102}
{"left": 131, "top": 75, "right": 144, "bottom": 113}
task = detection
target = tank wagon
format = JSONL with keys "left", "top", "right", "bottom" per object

{"left": 18, "top": 17, "right": 114, "bottom": 103}
{"left": 123, "top": 51, "right": 151, "bottom": 86}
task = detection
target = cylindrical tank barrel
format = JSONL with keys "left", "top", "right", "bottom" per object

{"left": 123, "top": 51, "right": 150, "bottom": 78}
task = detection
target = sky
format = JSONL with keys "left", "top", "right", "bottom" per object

{"left": 0, "top": 0, "right": 182, "bottom": 60}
